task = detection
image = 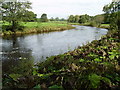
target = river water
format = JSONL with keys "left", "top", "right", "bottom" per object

{"left": 1, "top": 25, "right": 108, "bottom": 73}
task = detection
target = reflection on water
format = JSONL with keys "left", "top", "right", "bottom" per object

{"left": 1, "top": 25, "right": 108, "bottom": 73}
{"left": 2, "top": 37, "right": 34, "bottom": 74}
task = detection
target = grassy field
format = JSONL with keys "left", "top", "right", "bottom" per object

{"left": 68, "top": 23, "right": 80, "bottom": 25}
{"left": 1, "top": 21, "right": 75, "bottom": 36}
{"left": 21, "top": 21, "right": 68, "bottom": 28}
{"left": 100, "top": 24, "right": 110, "bottom": 29}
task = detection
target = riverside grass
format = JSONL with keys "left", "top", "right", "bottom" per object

{"left": 68, "top": 22, "right": 110, "bottom": 29}
{"left": 1, "top": 21, "right": 75, "bottom": 36}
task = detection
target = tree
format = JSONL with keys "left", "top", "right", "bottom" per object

{"left": 94, "top": 14, "right": 104, "bottom": 27}
{"left": 23, "top": 11, "right": 37, "bottom": 22}
{"left": 55, "top": 17, "right": 59, "bottom": 21}
{"left": 74, "top": 15, "right": 79, "bottom": 23}
{"left": 60, "top": 18, "right": 66, "bottom": 21}
{"left": 103, "top": 1, "right": 120, "bottom": 30}
{"left": 1, "top": 1, "right": 32, "bottom": 32}
{"left": 40, "top": 13, "right": 48, "bottom": 22}
{"left": 67, "top": 14, "right": 93, "bottom": 23}
{"left": 79, "top": 15, "right": 86, "bottom": 24}
{"left": 84, "top": 14, "right": 90, "bottom": 22}
{"left": 67, "top": 15, "right": 75, "bottom": 23}
{"left": 50, "top": 17, "right": 54, "bottom": 21}
{"left": 78, "top": 14, "right": 91, "bottom": 24}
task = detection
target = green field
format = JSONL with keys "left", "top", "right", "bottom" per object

{"left": 99, "top": 24, "right": 110, "bottom": 29}
{"left": 21, "top": 21, "right": 68, "bottom": 28}
{"left": 2, "top": 21, "right": 74, "bottom": 36}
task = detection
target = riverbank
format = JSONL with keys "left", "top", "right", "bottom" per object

{"left": 1, "top": 22, "right": 75, "bottom": 37}
{"left": 2, "top": 26, "right": 120, "bottom": 89}
{"left": 34, "top": 29, "right": 120, "bottom": 89}
{"left": 1, "top": 22, "right": 109, "bottom": 37}
{"left": 81, "top": 23, "right": 110, "bottom": 29}
{"left": 69, "top": 23, "right": 110, "bottom": 29}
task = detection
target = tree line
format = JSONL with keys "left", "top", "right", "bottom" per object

{"left": 67, "top": 14, "right": 106, "bottom": 26}
{"left": 67, "top": 14, "right": 92, "bottom": 23}
{"left": 67, "top": 1, "right": 120, "bottom": 30}
{"left": 39, "top": 14, "right": 66, "bottom": 22}
{"left": 103, "top": 1, "right": 120, "bottom": 30}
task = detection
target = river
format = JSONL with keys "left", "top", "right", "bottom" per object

{"left": 1, "top": 25, "right": 108, "bottom": 73}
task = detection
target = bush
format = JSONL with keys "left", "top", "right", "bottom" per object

{"left": 2, "top": 25, "right": 12, "bottom": 31}
{"left": 89, "top": 22, "right": 98, "bottom": 27}
{"left": 2, "top": 25, "right": 25, "bottom": 32}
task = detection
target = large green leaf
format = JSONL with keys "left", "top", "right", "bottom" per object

{"left": 88, "top": 74, "right": 101, "bottom": 88}
{"left": 34, "top": 84, "right": 41, "bottom": 89}
{"left": 49, "top": 85, "right": 63, "bottom": 89}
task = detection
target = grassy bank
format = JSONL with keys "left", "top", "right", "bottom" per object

{"left": 100, "top": 24, "right": 110, "bottom": 29}
{"left": 1, "top": 22, "right": 75, "bottom": 36}
{"left": 3, "top": 28, "right": 120, "bottom": 89}
{"left": 80, "top": 23, "right": 110, "bottom": 29}
{"left": 68, "top": 22, "right": 110, "bottom": 29}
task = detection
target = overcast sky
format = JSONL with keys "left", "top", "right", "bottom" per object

{"left": 29, "top": 0, "right": 112, "bottom": 19}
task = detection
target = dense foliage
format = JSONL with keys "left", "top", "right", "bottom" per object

{"left": 49, "top": 17, "right": 66, "bottom": 21}
{"left": 67, "top": 14, "right": 105, "bottom": 27}
{"left": 22, "top": 11, "right": 37, "bottom": 22}
{"left": 40, "top": 13, "right": 48, "bottom": 22}
{"left": 1, "top": 1, "right": 32, "bottom": 32}
{"left": 103, "top": 1, "right": 120, "bottom": 30}
{"left": 33, "top": 30, "right": 120, "bottom": 89}
{"left": 67, "top": 14, "right": 93, "bottom": 24}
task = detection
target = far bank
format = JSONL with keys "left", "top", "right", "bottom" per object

{"left": 1, "top": 22, "right": 75, "bottom": 37}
